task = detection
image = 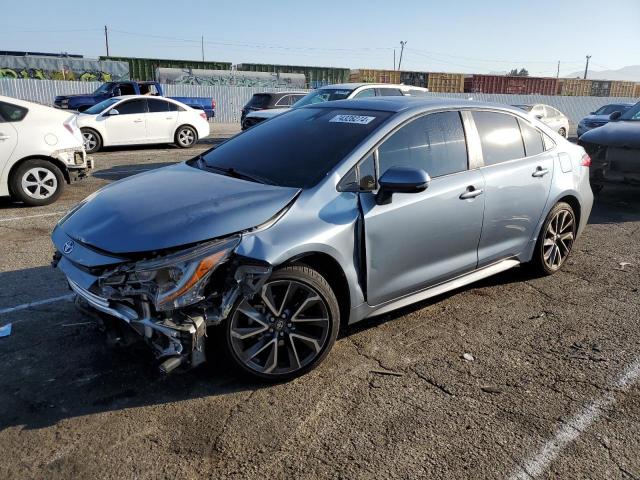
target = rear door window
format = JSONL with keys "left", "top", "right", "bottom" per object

{"left": 353, "top": 88, "right": 376, "bottom": 99}
{"left": 275, "top": 95, "right": 291, "bottom": 107}
{"left": 0, "top": 101, "right": 28, "bottom": 122}
{"left": 147, "top": 98, "right": 170, "bottom": 113}
{"left": 378, "top": 111, "right": 468, "bottom": 178}
{"left": 518, "top": 119, "right": 544, "bottom": 157}
{"left": 247, "top": 94, "right": 271, "bottom": 109}
{"left": 377, "top": 88, "right": 403, "bottom": 96}
{"left": 115, "top": 99, "right": 147, "bottom": 115}
{"left": 472, "top": 111, "right": 525, "bottom": 166}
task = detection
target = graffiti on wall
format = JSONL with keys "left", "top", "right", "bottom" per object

{"left": 0, "top": 55, "right": 129, "bottom": 81}
{"left": 157, "top": 68, "right": 306, "bottom": 89}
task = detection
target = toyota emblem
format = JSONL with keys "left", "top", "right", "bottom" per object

{"left": 63, "top": 240, "right": 75, "bottom": 254}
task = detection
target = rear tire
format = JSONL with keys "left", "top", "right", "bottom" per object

{"left": 9, "top": 159, "right": 65, "bottom": 206}
{"left": 530, "top": 202, "right": 576, "bottom": 276}
{"left": 223, "top": 264, "right": 340, "bottom": 382}
{"left": 81, "top": 128, "right": 102, "bottom": 153}
{"left": 175, "top": 125, "right": 197, "bottom": 148}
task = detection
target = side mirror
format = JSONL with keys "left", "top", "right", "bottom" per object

{"left": 609, "top": 111, "right": 622, "bottom": 121}
{"left": 106, "top": 109, "right": 120, "bottom": 116}
{"left": 589, "top": 111, "right": 595, "bottom": 115}
{"left": 376, "top": 166, "right": 431, "bottom": 205}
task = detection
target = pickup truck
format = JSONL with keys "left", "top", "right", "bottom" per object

{"left": 54, "top": 81, "right": 216, "bottom": 118}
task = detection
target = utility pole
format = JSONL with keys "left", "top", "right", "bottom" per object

{"left": 393, "top": 49, "right": 396, "bottom": 71}
{"left": 584, "top": 55, "right": 591, "bottom": 79}
{"left": 104, "top": 25, "right": 110, "bottom": 56}
{"left": 556, "top": 60, "right": 560, "bottom": 78}
{"left": 398, "top": 41, "right": 407, "bottom": 71}
{"left": 201, "top": 36, "right": 205, "bottom": 62}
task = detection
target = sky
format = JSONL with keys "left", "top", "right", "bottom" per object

{"left": 1, "top": 0, "right": 639, "bottom": 77}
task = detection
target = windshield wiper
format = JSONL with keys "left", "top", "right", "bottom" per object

{"left": 204, "top": 164, "right": 274, "bottom": 185}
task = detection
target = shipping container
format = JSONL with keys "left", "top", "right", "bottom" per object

{"left": 100, "top": 56, "right": 232, "bottom": 81}
{"left": 349, "top": 69, "right": 401, "bottom": 84}
{"left": 235, "top": 63, "right": 349, "bottom": 88}
{"left": 557, "top": 78, "right": 592, "bottom": 96}
{"left": 590, "top": 80, "right": 611, "bottom": 97}
{"left": 427, "top": 72, "right": 465, "bottom": 93}
{"left": 399, "top": 71, "right": 427, "bottom": 87}
{"left": 610, "top": 80, "right": 635, "bottom": 97}
{"left": 464, "top": 74, "right": 557, "bottom": 95}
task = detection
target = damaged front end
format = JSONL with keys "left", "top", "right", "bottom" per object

{"left": 53, "top": 234, "right": 272, "bottom": 374}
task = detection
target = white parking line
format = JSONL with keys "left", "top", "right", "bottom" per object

{"left": 0, "top": 293, "right": 74, "bottom": 315}
{"left": 508, "top": 355, "right": 640, "bottom": 479}
{"left": 0, "top": 211, "right": 65, "bottom": 223}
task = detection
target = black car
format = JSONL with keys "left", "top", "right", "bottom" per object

{"left": 240, "top": 92, "right": 306, "bottom": 128}
{"left": 579, "top": 101, "right": 640, "bottom": 191}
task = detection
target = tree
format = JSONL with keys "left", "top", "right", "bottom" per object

{"left": 508, "top": 68, "right": 529, "bottom": 77}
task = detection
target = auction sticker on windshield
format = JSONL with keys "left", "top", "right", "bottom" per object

{"left": 329, "top": 114, "right": 376, "bottom": 125}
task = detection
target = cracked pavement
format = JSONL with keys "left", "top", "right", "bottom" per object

{"left": 0, "top": 127, "right": 639, "bottom": 479}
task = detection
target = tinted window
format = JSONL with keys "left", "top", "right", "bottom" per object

{"left": 0, "top": 101, "right": 28, "bottom": 122}
{"left": 115, "top": 83, "right": 136, "bottom": 96}
{"left": 518, "top": 119, "right": 544, "bottom": 157}
{"left": 246, "top": 94, "right": 271, "bottom": 109}
{"left": 275, "top": 95, "right": 291, "bottom": 107}
{"left": 473, "top": 111, "right": 525, "bottom": 166}
{"left": 353, "top": 88, "right": 375, "bottom": 99}
{"left": 115, "top": 99, "right": 146, "bottom": 115}
{"left": 201, "top": 108, "right": 391, "bottom": 188}
{"left": 358, "top": 153, "right": 377, "bottom": 190}
{"left": 293, "top": 88, "right": 354, "bottom": 108}
{"left": 377, "top": 88, "right": 403, "bottom": 96}
{"left": 378, "top": 111, "right": 468, "bottom": 178}
{"left": 147, "top": 99, "right": 169, "bottom": 113}
{"left": 594, "top": 104, "right": 630, "bottom": 115}
{"left": 167, "top": 102, "right": 181, "bottom": 112}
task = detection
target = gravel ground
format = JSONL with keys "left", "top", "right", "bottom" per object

{"left": 0, "top": 128, "right": 638, "bottom": 479}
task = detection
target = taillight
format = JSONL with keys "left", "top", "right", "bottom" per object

{"left": 63, "top": 118, "right": 76, "bottom": 135}
{"left": 200, "top": 112, "right": 207, "bottom": 120}
{"left": 211, "top": 99, "right": 216, "bottom": 110}
{"left": 580, "top": 153, "right": 591, "bottom": 167}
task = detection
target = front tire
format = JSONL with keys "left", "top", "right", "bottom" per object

{"left": 531, "top": 202, "right": 576, "bottom": 275}
{"left": 81, "top": 128, "right": 102, "bottom": 153}
{"left": 175, "top": 125, "right": 197, "bottom": 148}
{"left": 224, "top": 264, "right": 340, "bottom": 381}
{"left": 10, "top": 159, "right": 65, "bottom": 206}
{"left": 558, "top": 127, "right": 567, "bottom": 138}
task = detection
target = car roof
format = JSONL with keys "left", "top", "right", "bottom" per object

{"left": 306, "top": 96, "right": 523, "bottom": 115}
{"left": 318, "top": 83, "right": 428, "bottom": 91}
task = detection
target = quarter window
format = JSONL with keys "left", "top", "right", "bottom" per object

{"left": 472, "top": 111, "right": 525, "bottom": 166}
{"left": 518, "top": 119, "right": 544, "bottom": 157}
{"left": 0, "top": 101, "right": 28, "bottom": 122}
{"left": 377, "top": 111, "right": 468, "bottom": 178}
{"left": 115, "top": 99, "right": 147, "bottom": 115}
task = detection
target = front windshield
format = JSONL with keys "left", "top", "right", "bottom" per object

{"left": 620, "top": 102, "right": 640, "bottom": 121}
{"left": 92, "top": 82, "right": 114, "bottom": 95}
{"left": 198, "top": 107, "right": 391, "bottom": 188}
{"left": 292, "top": 88, "right": 355, "bottom": 108}
{"left": 84, "top": 97, "right": 120, "bottom": 115}
{"left": 594, "top": 104, "right": 632, "bottom": 115}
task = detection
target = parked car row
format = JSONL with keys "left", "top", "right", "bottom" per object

{"left": 241, "top": 83, "right": 429, "bottom": 130}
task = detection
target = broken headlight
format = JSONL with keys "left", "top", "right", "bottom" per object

{"left": 103, "top": 235, "right": 240, "bottom": 311}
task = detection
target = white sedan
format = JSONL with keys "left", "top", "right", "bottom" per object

{"left": 77, "top": 96, "right": 210, "bottom": 153}
{"left": 0, "top": 95, "right": 89, "bottom": 206}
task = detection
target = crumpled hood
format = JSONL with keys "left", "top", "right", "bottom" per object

{"left": 579, "top": 121, "right": 640, "bottom": 149}
{"left": 58, "top": 162, "right": 300, "bottom": 254}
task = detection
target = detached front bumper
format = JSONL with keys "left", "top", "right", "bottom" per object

{"left": 53, "top": 147, "right": 94, "bottom": 182}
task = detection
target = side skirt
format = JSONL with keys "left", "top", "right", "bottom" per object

{"left": 355, "top": 258, "right": 520, "bottom": 320}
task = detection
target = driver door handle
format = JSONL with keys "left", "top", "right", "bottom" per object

{"left": 532, "top": 167, "right": 549, "bottom": 177}
{"left": 459, "top": 186, "right": 483, "bottom": 200}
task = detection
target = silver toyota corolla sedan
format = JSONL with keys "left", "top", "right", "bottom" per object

{"left": 51, "top": 97, "right": 593, "bottom": 381}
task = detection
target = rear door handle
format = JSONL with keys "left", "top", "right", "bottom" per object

{"left": 133, "top": 119, "right": 144, "bottom": 123}
{"left": 459, "top": 187, "right": 484, "bottom": 200}
{"left": 0, "top": 134, "right": 10, "bottom": 141}
{"left": 532, "top": 167, "right": 549, "bottom": 177}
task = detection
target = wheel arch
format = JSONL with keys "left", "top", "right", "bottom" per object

{"left": 175, "top": 123, "right": 199, "bottom": 140}
{"left": 281, "top": 251, "right": 352, "bottom": 329}
{"left": 8, "top": 155, "right": 71, "bottom": 189}
{"left": 556, "top": 194, "right": 581, "bottom": 229}
{"left": 80, "top": 127, "right": 103, "bottom": 147}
